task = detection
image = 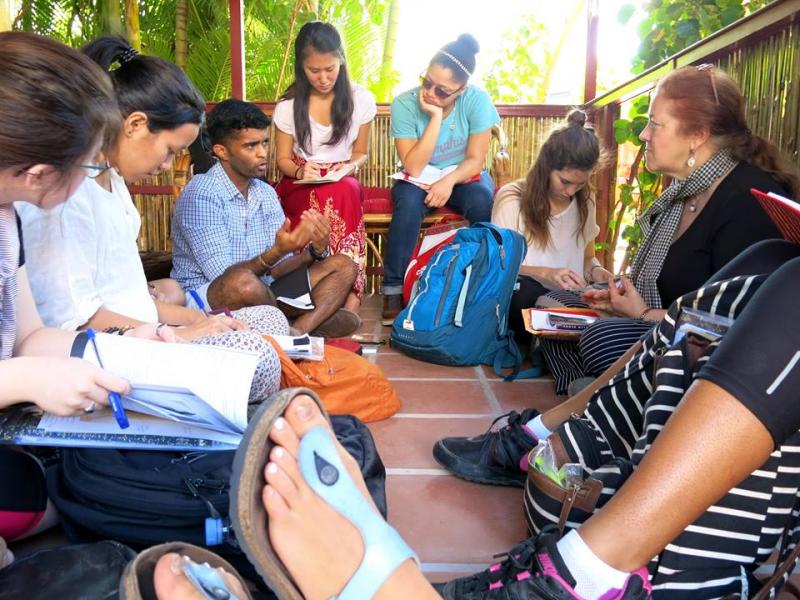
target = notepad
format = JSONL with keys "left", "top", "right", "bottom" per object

{"left": 390, "top": 164, "right": 458, "bottom": 188}
{"left": 0, "top": 336, "right": 260, "bottom": 451}
{"left": 293, "top": 163, "right": 355, "bottom": 184}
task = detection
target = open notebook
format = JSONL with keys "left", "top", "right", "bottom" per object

{"left": 0, "top": 335, "right": 260, "bottom": 451}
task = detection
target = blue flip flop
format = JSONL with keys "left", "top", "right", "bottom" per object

{"left": 298, "top": 425, "right": 418, "bottom": 599}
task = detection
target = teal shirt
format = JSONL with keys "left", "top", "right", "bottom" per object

{"left": 390, "top": 85, "right": 500, "bottom": 168}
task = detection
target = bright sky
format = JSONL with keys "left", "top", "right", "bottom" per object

{"left": 391, "top": 0, "right": 642, "bottom": 102}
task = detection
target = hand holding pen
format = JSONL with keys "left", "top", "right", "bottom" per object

{"left": 85, "top": 328, "right": 130, "bottom": 429}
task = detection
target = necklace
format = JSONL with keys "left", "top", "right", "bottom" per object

{"left": 686, "top": 201, "right": 697, "bottom": 212}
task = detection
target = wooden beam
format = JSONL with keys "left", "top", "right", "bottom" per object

{"left": 229, "top": 0, "right": 245, "bottom": 99}
{"left": 584, "top": 0, "right": 598, "bottom": 103}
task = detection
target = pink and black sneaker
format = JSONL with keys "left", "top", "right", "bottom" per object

{"left": 439, "top": 527, "right": 651, "bottom": 600}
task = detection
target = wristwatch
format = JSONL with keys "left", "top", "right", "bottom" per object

{"left": 309, "top": 244, "right": 330, "bottom": 261}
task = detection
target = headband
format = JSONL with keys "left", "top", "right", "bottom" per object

{"left": 437, "top": 50, "right": 472, "bottom": 78}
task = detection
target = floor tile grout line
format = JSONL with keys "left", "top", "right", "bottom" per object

{"left": 392, "top": 413, "right": 491, "bottom": 419}
{"left": 386, "top": 376, "right": 480, "bottom": 382}
{"left": 475, "top": 365, "right": 503, "bottom": 414}
{"left": 386, "top": 467, "right": 452, "bottom": 475}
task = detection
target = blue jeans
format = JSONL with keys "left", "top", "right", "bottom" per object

{"left": 382, "top": 171, "right": 494, "bottom": 293}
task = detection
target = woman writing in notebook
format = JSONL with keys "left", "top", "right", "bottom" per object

{"left": 491, "top": 109, "right": 610, "bottom": 350}
{"left": 0, "top": 31, "right": 133, "bottom": 550}
{"left": 381, "top": 33, "right": 500, "bottom": 323}
{"left": 273, "top": 21, "right": 376, "bottom": 311}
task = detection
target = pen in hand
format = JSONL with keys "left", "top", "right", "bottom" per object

{"left": 85, "top": 328, "right": 130, "bottom": 429}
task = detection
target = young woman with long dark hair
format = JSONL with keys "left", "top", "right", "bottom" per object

{"left": 273, "top": 21, "right": 376, "bottom": 311}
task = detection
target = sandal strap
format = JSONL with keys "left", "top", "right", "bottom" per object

{"left": 299, "top": 426, "right": 418, "bottom": 600}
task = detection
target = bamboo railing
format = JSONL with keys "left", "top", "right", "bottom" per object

{"left": 131, "top": 105, "right": 570, "bottom": 256}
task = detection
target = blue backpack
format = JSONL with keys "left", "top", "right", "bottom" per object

{"left": 390, "top": 222, "right": 529, "bottom": 378}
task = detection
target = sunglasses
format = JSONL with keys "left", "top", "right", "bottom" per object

{"left": 419, "top": 74, "right": 464, "bottom": 100}
{"left": 696, "top": 64, "right": 720, "bottom": 105}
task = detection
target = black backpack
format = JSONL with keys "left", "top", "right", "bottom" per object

{"left": 46, "top": 414, "right": 387, "bottom": 552}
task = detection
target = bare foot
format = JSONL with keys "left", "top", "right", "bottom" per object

{"left": 153, "top": 552, "right": 247, "bottom": 600}
{"left": 261, "top": 395, "right": 438, "bottom": 600}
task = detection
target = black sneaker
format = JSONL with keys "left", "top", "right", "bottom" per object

{"left": 433, "top": 408, "right": 539, "bottom": 487}
{"left": 445, "top": 528, "right": 651, "bottom": 600}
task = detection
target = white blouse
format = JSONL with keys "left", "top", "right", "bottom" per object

{"left": 491, "top": 181, "right": 600, "bottom": 286}
{"left": 272, "top": 84, "right": 377, "bottom": 163}
{"left": 16, "top": 169, "right": 158, "bottom": 330}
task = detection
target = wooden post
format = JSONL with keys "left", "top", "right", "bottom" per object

{"left": 584, "top": 0, "right": 599, "bottom": 103}
{"left": 593, "top": 102, "right": 619, "bottom": 269}
{"left": 230, "top": 0, "right": 246, "bottom": 99}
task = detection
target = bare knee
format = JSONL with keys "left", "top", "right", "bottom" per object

{"left": 208, "top": 267, "right": 275, "bottom": 310}
{"left": 324, "top": 254, "right": 358, "bottom": 286}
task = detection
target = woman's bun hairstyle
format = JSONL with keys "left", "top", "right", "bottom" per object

{"left": 433, "top": 33, "right": 480, "bottom": 83}
{"left": 566, "top": 109, "right": 588, "bottom": 128}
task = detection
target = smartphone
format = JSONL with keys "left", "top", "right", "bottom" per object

{"left": 579, "top": 278, "right": 622, "bottom": 292}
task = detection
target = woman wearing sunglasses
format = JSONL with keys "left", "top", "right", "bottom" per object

{"left": 381, "top": 33, "right": 500, "bottom": 323}
{"left": 273, "top": 21, "right": 376, "bottom": 312}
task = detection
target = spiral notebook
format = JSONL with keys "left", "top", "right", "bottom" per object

{"left": 0, "top": 335, "right": 260, "bottom": 451}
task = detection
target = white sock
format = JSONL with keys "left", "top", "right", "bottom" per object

{"left": 557, "top": 530, "right": 629, "bottom": 600}
{"left": 526, "top": 414, "right": 552, "bottom": 440}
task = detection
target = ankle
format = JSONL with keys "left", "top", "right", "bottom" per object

{"left": 557, "top": 530, "right": 630, "bottom": 600}
{"left": 374, "top": 559, "right": 439, "bottom": 600}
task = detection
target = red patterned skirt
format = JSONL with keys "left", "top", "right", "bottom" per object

{"left": 275, "top": 174, "right": 367, "bottom": 299}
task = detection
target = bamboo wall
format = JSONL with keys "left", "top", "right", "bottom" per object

{"left": 718, "top": 20, "right": 800, "bottom": 167}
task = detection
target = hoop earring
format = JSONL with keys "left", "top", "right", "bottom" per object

{"left": 687, "top": 148, "right": 696, "bottom": 169}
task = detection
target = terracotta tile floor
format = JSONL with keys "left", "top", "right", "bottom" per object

{"left": 360, "top": 295, "right": 558, "bottom": 584}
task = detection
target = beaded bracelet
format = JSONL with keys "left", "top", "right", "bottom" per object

{"left": 639, "top": 307, "right": 657, "bottom": 321}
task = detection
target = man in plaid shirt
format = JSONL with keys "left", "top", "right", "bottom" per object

{"left": 171, "top": 100, "right": 359, "bottom": 338}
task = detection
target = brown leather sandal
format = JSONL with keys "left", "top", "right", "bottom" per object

{"left": 230, "top": 387, "right": 330, "bottom": 600}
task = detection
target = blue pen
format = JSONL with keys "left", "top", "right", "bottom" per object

{"left": 85, "top": 328, "right": 130, "bottom": 429}
{"left": 189, "top": 289, "right": 209, "bottom": 316}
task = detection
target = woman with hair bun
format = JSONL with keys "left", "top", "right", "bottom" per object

{"left": 273, "top": 21, "right": 376, "bottom": 311}
{"left": 381, "top": 33, "right": 500, "bottom": 323}
{"left": 492, "top": 109, "right": 609, "bottom": 350}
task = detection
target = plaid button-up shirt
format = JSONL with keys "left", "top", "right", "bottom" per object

{"left": 171, "top": 163, "right": 287, "bottom": 290}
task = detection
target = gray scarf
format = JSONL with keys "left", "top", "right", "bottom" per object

{"left": 630, "top": 149, "right": 738, "bottom": 308}
{"left": 0, "top": 205, "right": 19, "bottom": 360}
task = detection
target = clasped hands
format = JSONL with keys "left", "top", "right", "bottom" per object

{"left": 274, "top": 209, "right": 330, "bottom": 257}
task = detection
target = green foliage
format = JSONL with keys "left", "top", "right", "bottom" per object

{"left": 619, "top": 0, "right": 775, "bottom": 74}
{"left": 12, "top": 0, "right": 394, "bottom": 102}
{"left": 485, "top": 17, "right": 549, "bottom": 103}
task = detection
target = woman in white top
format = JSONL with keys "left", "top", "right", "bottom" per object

{"left": 273, "top": 21, "right": 377, "bottom": 311}
{"left": 491, "top": 110, "right": 611, "bottom": 348}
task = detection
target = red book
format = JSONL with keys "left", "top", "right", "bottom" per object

{"left": 751, "top": 188, "right": 800, "bottom": 244}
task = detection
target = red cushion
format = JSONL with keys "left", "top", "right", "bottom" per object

{"left": 362, "top": 186, "right": 459, "bottom": 217}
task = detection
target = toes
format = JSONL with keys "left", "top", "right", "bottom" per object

{"left": 269, "top": 416, "right": 300, "bottom": 458}
{"left": 283, "top": 394, "right": 331, "bottom": 439}
{"left": 270, "top": 444, "right": 304, "bottom": 490}
{"left": 264, "top": 457, "right": 300, "bottom": 507}
{"left": 153, "top": 553, "right": 203, "bottom": 600}
{"left": 262, "top": 483, "right": 290, "bottom": 519}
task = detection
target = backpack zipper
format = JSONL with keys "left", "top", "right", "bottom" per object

{"left": 435, "top": 254, "right": 460, "bottom": 327}
{"left": 404, "top": 248, "right": 453, "bottom": 330}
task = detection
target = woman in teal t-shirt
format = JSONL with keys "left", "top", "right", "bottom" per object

{"left": 381, "top": 33, "right": 500, "bottom": 323}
